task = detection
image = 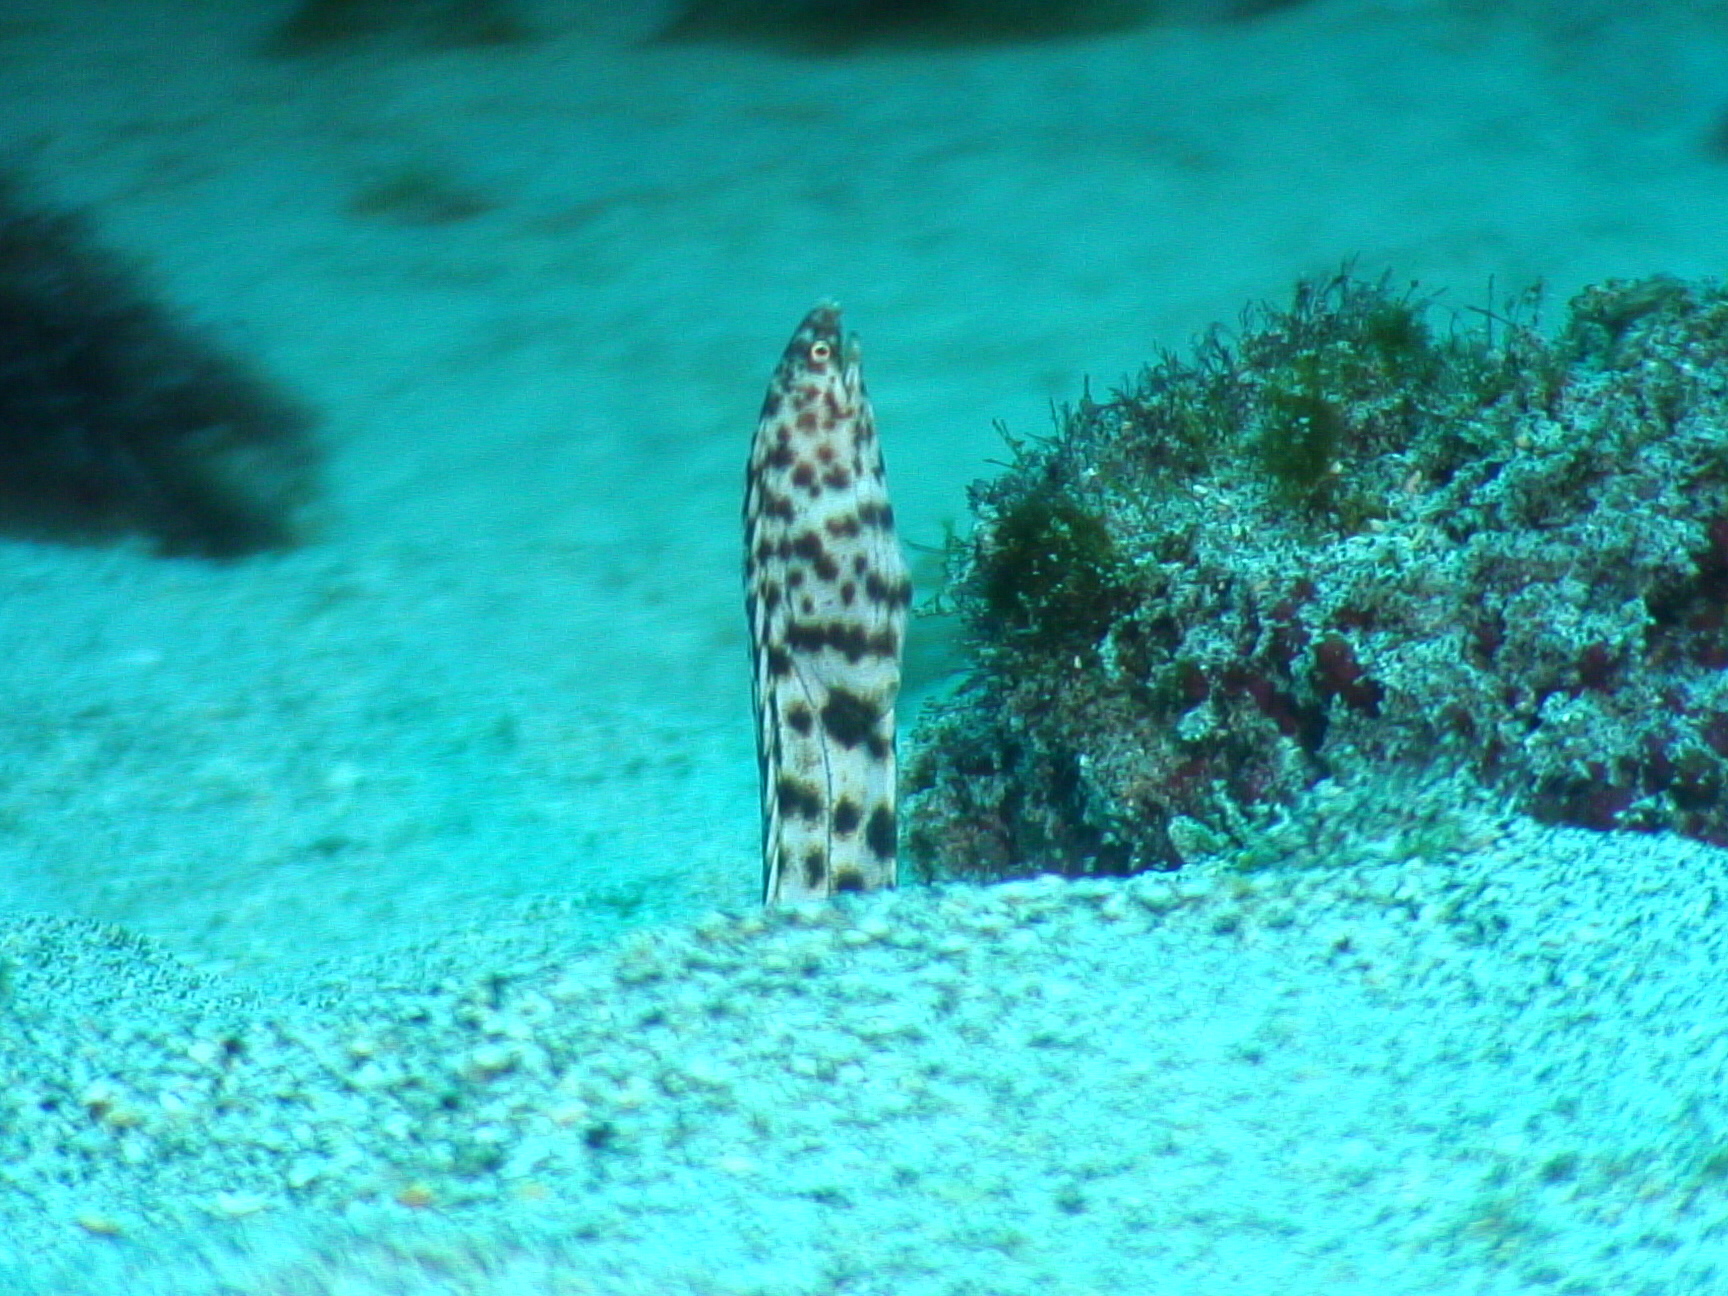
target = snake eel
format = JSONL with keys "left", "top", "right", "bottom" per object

{"left": 744, "top": 303, "right": 911, "bottom": 905}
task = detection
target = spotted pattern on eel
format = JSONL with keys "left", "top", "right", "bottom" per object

{"left": 745, "top": 302, "right": 911, "bottom": 905}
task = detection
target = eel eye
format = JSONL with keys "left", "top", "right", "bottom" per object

{"left": 809, "top": 340, "right": 832, "bottom": 363}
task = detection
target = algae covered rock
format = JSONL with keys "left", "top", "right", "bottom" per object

{"left": 266, "top": 0, "right": 533, "bottom": 53}
{"left": 906, "top": 272, "right": 1728, "bottom": 882}
{"left": 0, "top": 174, "right": 319, "bottom": 557}
{"left": 653, "top": 0, "right": 1159, "bottom": 50}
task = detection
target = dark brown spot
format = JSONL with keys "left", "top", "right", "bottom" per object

{"left": 776, "top": 776, "right": 823, "bottom": 821}
{"left": 839, "top": 582, "right": 856, "bottom": 606}
{"left": 816, "top": 444, "right": 836, "bottom": 463}
{"left": 787, "top": 704, "right": 813, "bottom": 735}
{"left": 856, "top": 502, "right": 895, "bottom": 530}
{"left": 833, "top": 868, "right": 867, "bottom": 892}
{"left": 865, "top": 804, "right": 896, "bottom": 861}
{"left": 761, "top": 581, "right": 782, "bottom": 612}
{"left": 825, "top": 516, "right": 861, "bottom": 539}
{"left": 852, "top": 555, "right": 869, "bottom": 575}
{"left": 792, "top": 463, "right": 816, "bottom": 491}
{"left": 759, "top": 391, "right": 782, "bottom": 420}
{"left": 784, "top": 621, "right": 824, "bottom": 654}
{"left": 784, "top": 621, "right": 900, "bottom": 663}
{"left": 833, "top": 798, "right": 861, "bottom": 835}
{"left": 765, "top": 493, "right": 795, "bottom": 523}
{"left": 766, "top": 645, "right": 792, "bottom": 678}
{"left": 822, "top": 468, "right": 852, "bottom": 492}
{"left": 803, "top": 849, "right": 828, "bottom": 890}
{"left": 864, "top": 574, "right": 913, "bottom": 608}
{"left": 820, "top": 688, "right": 880, "bottom": 749}
{"left": 796, "top": 410, "right": 819, "bottom": 432}
{"left": 791, "top": 531, "right": 839, "bottom": 582}
{"left": 767, "top": 442, "right": 794, "bottom": 469}
{"left": 786, "top": 621, "right": 849, "bottom": 659}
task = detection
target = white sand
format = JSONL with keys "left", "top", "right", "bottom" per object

{"left": 2, "top": 1, "right": 1727, "bottom": 1290}
{"left": 6, "top": 809, "right": 1728, "bottom": 1295}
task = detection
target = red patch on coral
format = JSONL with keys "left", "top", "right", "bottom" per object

{"left": 1314, "top": 636, "right": 1384, "bottom": 717}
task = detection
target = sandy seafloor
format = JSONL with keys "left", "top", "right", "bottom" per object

{"left": 2, "top": 0, "right": 1728, "bottom": 1291}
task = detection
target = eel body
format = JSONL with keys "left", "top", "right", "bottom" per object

{"left": 744, "top": 303, "right": 910, "bottom": 904}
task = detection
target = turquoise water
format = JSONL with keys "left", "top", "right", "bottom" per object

{"left": 3, "top": 2, "right": 1727, "bottom": 1290}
